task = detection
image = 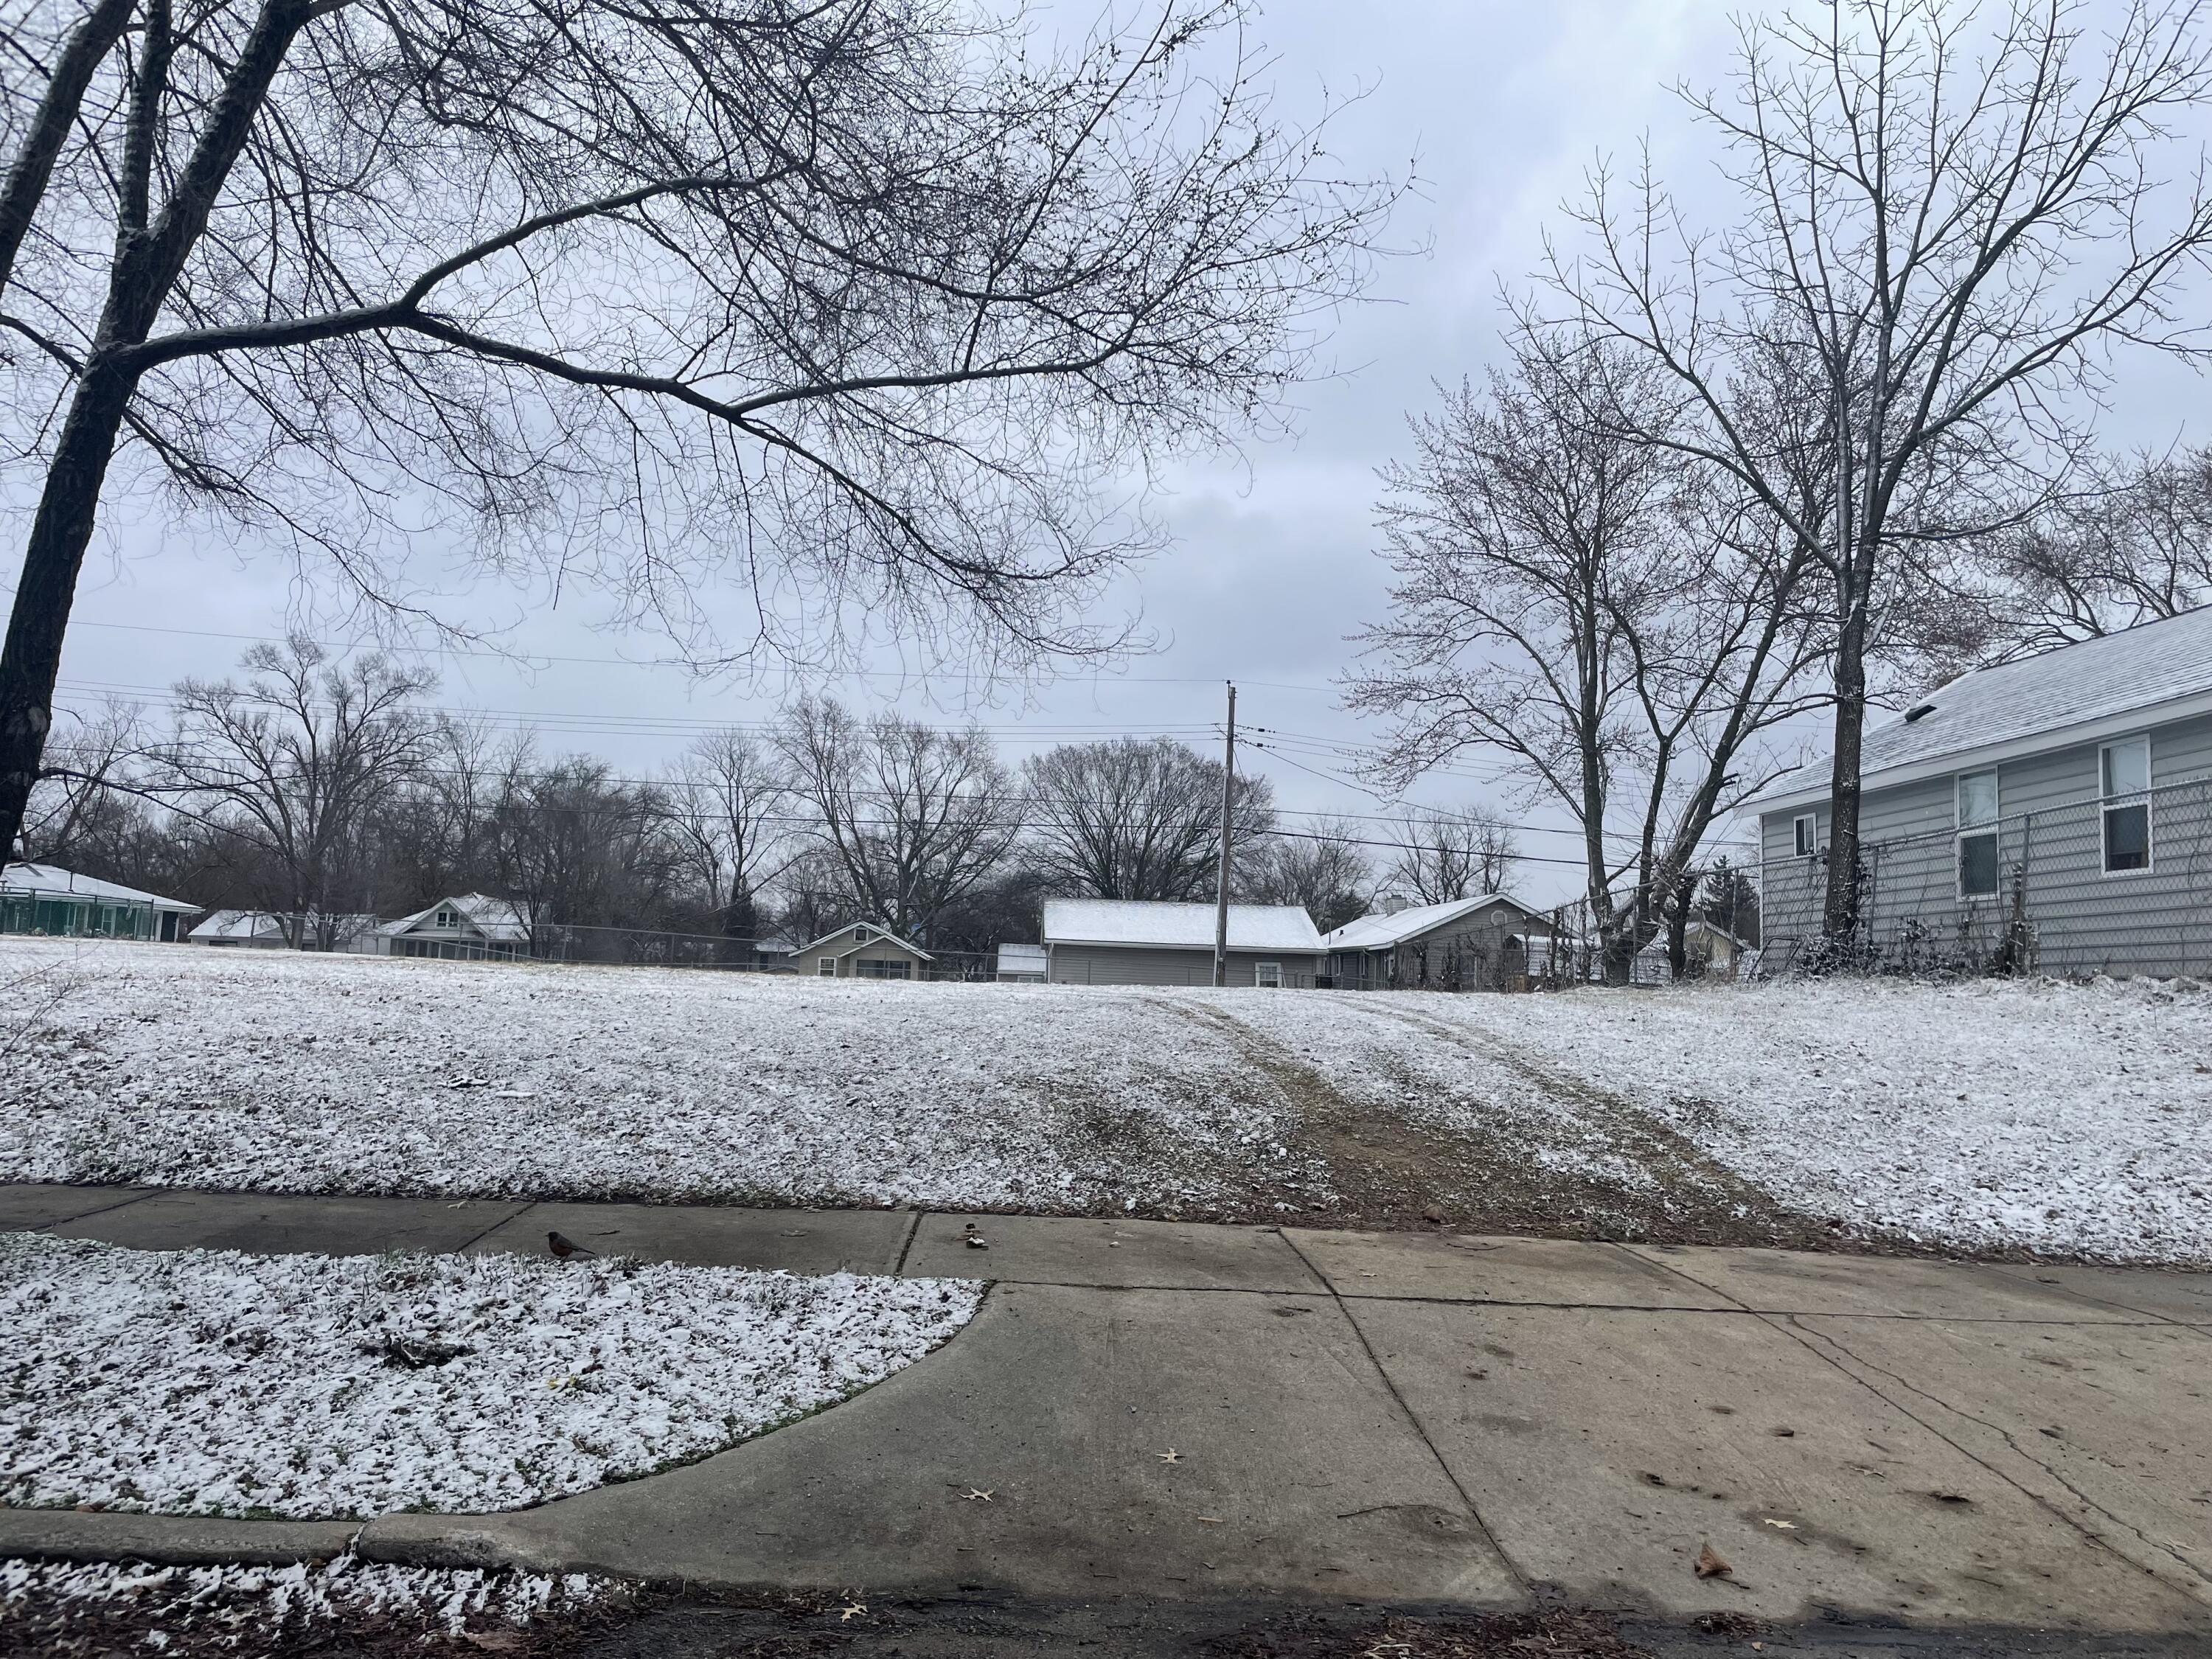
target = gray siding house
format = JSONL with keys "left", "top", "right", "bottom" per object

{"left": 1042, "top": 900, "right": 1324, "bottom": 987}
{"left": 1750, "top": 608, "right": 2212, "bottom": 977}
{"left": 1321, "top": 894, "right": 1553, "bottom": 991}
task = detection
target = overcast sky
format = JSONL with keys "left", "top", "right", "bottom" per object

{"left": 21, "top": 0, "right": 2211, "bottom": 903}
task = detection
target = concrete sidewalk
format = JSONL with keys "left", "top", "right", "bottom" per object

{"left": 4, "top": 1181, "right": 2210, "bottom": 1635}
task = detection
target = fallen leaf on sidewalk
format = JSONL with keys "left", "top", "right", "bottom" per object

{"left": 1694, "top": 1543, "right": 1732, "bottom": 1579}
{"left": 1760, "top": 1517, "right": 1798, "bottom": 1530}
{"left": 1158, "top": 1449, "right": 1183, "bottom": 1464}
{"left": 836, "top": 1600, "right": 867, "bottom": 1622}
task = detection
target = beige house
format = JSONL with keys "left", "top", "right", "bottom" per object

{"left": 790, "top": 920, "right": 933, "bottom": 981}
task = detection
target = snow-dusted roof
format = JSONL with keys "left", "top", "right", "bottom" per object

{"left": 381, "top": 894, "right": 530, "bottom": 942}
{"left": 1322, "top": 893, "right": 1543, "bottom": 952}
{"left": 1750, "top": 606, "right": 2212, "bottom": 809}
{"left": 1, "top": 861, "right": 196, "bottom": 912}
{"left": 191, "top": 909, "right": 380, "bottom": 944}
{"left": 796, "top": 919, "right": 933, "bottom": 960}
{"left": 1042, "top": 900, "right": 1324, "bottom": 953}
{"left": 189, "top": 909, "right": 287, "bottom": 942}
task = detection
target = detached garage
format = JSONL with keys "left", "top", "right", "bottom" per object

{"left": 1042, "top": 900, "right": 1324, "bottom": 987}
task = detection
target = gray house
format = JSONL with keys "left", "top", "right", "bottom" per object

{"left": 1041, "top": 900, "right": 1324, "bottom": 987}
{"left": 790, "top": 920, "right": 933, "bottom": 980}
{"left": 1750, "top": 608, "right": 2212, "bottom": 978}
{"left": 1321, "top": 894, "right": 1553, "bottom": 991}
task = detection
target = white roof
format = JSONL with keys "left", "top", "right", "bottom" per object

{"left": 191, "top": 909, "right": 380, "bottom": 943}
{"left": 381, "top": 894, "right": 530, "bottom": 942}
{"left": 1042, "top": 900, "right": 1324, "bottom": 953}
{"left": 1322, "top": 894, "right": 1543, "bottom": 951}
{"left": 1750, "top": 606, "right": 2212, "bottom": 810}
{"left": 189, "top": 909, "right": 287, "bottom": 942}
{"left": 997, "top": 942, "right": 1048, "bottom": 965}
{"left": 1, "top": 861, "right": 195, "bottom": 912}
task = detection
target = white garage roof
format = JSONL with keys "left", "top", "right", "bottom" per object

{"left": 2, "top": 861, "right": 196, "bottom": 912}
{"left": 1043, "top": 900, "right": 1324, "bottom": 953}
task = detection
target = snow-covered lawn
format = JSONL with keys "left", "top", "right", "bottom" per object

{"left": 4, "top": 939, "right": 2209, "bottom": 1262}
{"left": 1411, "top": 975, "right": 2212, "bottom": 1265}
{"left": 1, "top": 1554, "right": 616, "bottom": 1651}
{"left": 0, "top": 1231, "right": 978, "bottom": 1518}
{"left": 0, "top": 941, "right": 1320, "bottom": 1213}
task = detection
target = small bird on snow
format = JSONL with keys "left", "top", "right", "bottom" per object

{"left": 547, "top": 1231, "right": 597, "bottom": 1259}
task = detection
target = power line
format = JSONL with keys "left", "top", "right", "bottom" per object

{"left": 31, "top": 609, "right": 1339, "bottom": 693}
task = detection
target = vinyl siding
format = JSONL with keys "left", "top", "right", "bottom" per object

{"left": 1758, "top": 708, "right": 2212, "bottom": 975}
{"left": 1046, "top": 944, "right": 1321, "bottom": 987}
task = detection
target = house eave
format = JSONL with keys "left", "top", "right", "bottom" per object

{"left": 1749, "top": 685, "right": 2212, "bottom": 817}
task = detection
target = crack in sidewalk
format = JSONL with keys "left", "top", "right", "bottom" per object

{"left": 1774, "top": 1313, "right": 2212, "bottom": 1599}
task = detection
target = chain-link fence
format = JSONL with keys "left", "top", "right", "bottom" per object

{"left": 1762, "top": 773, "right": 2212, "bottom": 978}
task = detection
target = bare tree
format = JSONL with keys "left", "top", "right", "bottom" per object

{"left": 15, "top": 698, "right": 149, "bottom": 860}
{"left": 492, "top": 757, "right": 683, "bottom": 956}
{"left": 155, "top": 638, "right": 434, "bottom": 945}
{"left": 664, "top": 729, "right": 796, "bottom": 955}
{"left": 0, "top": 0, "right": 1398, "bottom": 863}
{"left": 1543, "top": 0, "right": 2212, "bottom": 948}
{"left": 774, "top": 697, "right": 1018, "bottom": 942}
{"left": 1381, "top": 807, "right": 1519, "bottom": 905}
{"left": 1963, "top": 448, "right": 2212, "bottom": 656}
{"left": 1240, "top": 820, "right": 1371, "bottom": 931}
{"left": 1023, "top": 735, "right": 1274, "bottom": 901}
{"left": 1349, "top": 334, "right": 1821, "bottom": 978}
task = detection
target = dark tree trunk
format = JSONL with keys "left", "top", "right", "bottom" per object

{"left": 1820, "top": 563, "right": 1873, "bottom": 947}
{"left": 0, "top": 361, "right": 141, "bottom": 860}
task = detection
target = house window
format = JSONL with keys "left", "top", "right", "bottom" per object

{"left": 434, "top": 908, "right": 458, "bottom": 928}
{"left": 1955, "top": 770, "right": 1999, "bottom": 900}
{"left": 2101, "top": 737, "right": 2152, "bottom": 873}
{"left": 855, "top": 927, "right": 872, "bottom": 944}
{"left": 1254, "top": 961, "right": 1282, "bottom": 988}
{"left": 817, "top": 958, "right": 837, "bottom": 976}
{"left": 1792, "top": 814, "right": 1818, "bottom": 858}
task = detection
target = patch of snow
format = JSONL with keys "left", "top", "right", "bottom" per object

{"left": 0, "top": 1553, "right": 615, "bottom": 1641}
{"left": 0, "top": 1232, "right": 979, "bottom": 1518}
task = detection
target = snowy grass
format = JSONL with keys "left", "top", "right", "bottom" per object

{"left": 0, "top": 939, "right": 1318, "bottom": 1213}
{"left": 0, "top": 1232, "right": 979, "bottom": 1519}
{"left": 4, "top": 939, "right": 2210, "bottom": 1262}
{"left": 1416, "top": 975, "right": 2212, "bottom": 1264}
{"left": 0, "top": 1554, "right": 616, "bottom": 1647}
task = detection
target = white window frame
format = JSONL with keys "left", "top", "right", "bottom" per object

{"left": 1792, "top": 813, "right": 1818, "bottom": 859}
{"left": 1254, "top": 961, "right": 1283, "bottom": 988}
{"left": 854, "top": 927, "right": 872, "bottom": 944}
{"left": 816, "top": 957, "right": 838, "bottom": 977}
{"left": 434, "top": 907, "right": 458, "bottom": 929}
{"left": 1955, "top": 769, "right": 2000, "bottom": 902}
{"left": 2099, "top": 736, "right": 2153, "bottom": 877}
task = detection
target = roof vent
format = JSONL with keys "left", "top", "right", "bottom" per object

{"left": 1903, "top": 702, "right": 1938, "bottom": 723}
{"left": 1379, "top": 893, "right": 1411, "bottom": 916}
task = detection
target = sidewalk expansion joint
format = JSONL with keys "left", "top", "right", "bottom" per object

{"left": 1277, "top": 1228, "right": 1531, "bottom": 1599}
{"left": 455, "top": 1200, "right": 537, "bottom": 1254}
{"left": 892, "top": 1210, "right": 923, "bottom": 1275}
{"left": 33, "top": 1189, "right": 160, "bottom": 1231}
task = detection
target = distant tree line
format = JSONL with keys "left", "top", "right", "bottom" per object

{"left": 19, "top": 637, "right": 1531, "bottom": 957}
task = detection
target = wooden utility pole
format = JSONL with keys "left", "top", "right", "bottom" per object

{"left": 1214, "top": 681, "right": 1237, "bottom": 987}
